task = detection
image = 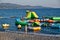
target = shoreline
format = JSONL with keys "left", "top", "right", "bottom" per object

{"left": 0, "top": 31, "right": 60, "bottom": 40}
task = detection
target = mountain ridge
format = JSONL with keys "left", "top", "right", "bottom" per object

{"left": 0, "top": 3, "right": 57, "bottom": 9}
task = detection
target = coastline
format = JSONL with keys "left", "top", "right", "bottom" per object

{"left": 0, "top": 31, "right": 60, "bottom": 40}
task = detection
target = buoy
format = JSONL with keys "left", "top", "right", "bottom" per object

{"left": 2, "top": 24, "right": 10, "bottom": 29}
{"left": 17, "top": 25, "right": 21, "bottom": 29}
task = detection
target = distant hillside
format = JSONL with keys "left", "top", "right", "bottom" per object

{"left": 0, "top": 3, "right": 52, "bottom": 9}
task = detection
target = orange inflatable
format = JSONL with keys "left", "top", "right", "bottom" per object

{"left": 29, "top": 19, "right": 54, "bottom": 23}
{"left": 34, "top": 19, "right": 40, "bottom": 22}
{"left": 29, "top": 19, "right": 40, "bottom": 23}
{"left": 47, "top": 20, "right": 54, "bottom": 23}
{"left": 29, "top": 20, "right": 34, "bottom": 23}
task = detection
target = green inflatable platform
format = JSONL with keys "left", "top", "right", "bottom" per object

{"left": 15, "top": 18, "right": 28, "bottom": 26}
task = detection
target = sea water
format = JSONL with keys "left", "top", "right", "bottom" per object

{"left": 0, "top": 8, "right": 60, "bottom": 34}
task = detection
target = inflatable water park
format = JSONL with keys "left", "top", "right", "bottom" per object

{"left": 1, "top": 10, "right": 60, "bottom": 33}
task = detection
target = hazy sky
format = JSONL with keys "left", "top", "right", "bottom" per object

{"left": 0, "top": 0, "right": 60, "bottom": 8}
